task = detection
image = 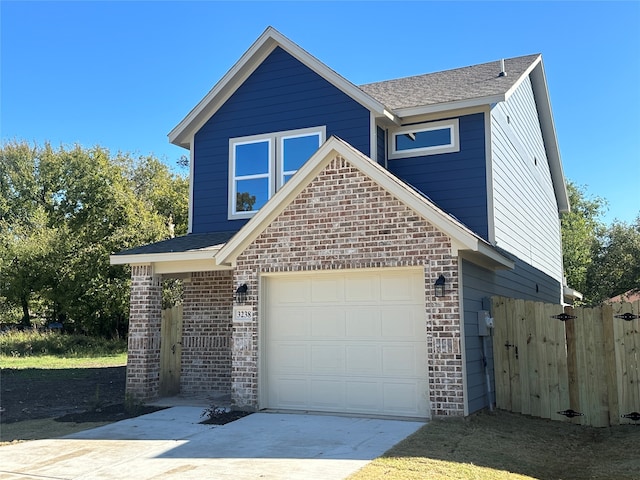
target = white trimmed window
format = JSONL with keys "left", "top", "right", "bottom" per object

{"left": 389, "top": 119, "right": 459, "bottom": 159}
{"left": 229, "top": 126, "right": 325, "bottom": 219}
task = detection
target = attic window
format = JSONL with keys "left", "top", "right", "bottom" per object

{"left": 229, "top": 126, "right": 325, "bottom": 219}
{"left": 389, "top": 119, "right": 460, "bottom": 159}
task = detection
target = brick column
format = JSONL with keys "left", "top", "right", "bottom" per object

{"left": 127, "top": 264, "right": 162, "bottom": 400}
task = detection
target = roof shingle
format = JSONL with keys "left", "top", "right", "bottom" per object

{"left": 359, "top": 54, "right": 540, "bottom": 110}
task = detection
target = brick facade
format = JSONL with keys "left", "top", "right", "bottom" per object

{"left": 127, "top": 264, "right": 162, "bottom": 400}
{"left": 180, "top": 270, "right": 233, "bottom": 396}
{"left": 232, "top": 155, "right": 464, "bottom": 416}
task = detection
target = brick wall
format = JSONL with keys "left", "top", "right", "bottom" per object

{"left": 181, "top": 270, "right": 233, "bottom": 396}
{"left": 232, "top": 155, "right": 464, "bottom": 416}
{"left": 127, "top": 264, "right": 162, "bottom": 400}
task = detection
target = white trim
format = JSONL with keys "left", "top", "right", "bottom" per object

{"left": 228, "top": 126, "right": 325, "bottom": 220}
{"left": 188, "top": 139, "right": 194, "bottom": 233}
{"left": 393, "top": 94, "right": 505, "bottom": 119}
{"left": 369, "top": 112, "right": 377, "bottom": 163}
{"left": 457, "top": 260, "right": 469, "bottom": 416}
{"left": 110, "top": 247, "right": 226, "bottom": 266}
{"left": 388, "top": 119, "right": 460, "bottom": 159}
{"left": 484, "top": 107, "right": 496, "bottom": 245}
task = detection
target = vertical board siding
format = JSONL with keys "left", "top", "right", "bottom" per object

{"left": 387, "top": 113, "right": 489, "bottom": 240}
{"left": 376, "top": 126, "right": 386, "bottom": 166}
{"left": 491, "top": 76, "right": 563, "bottom": 284}
{"left": 192, "top": 47, "right": 371, "bottom": 233}
{"left": 462, "top": 259, "right": 561, "bottom": 413}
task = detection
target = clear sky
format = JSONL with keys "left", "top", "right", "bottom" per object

{"left": 2, "top": 1, "right": 639, "bottom": 224}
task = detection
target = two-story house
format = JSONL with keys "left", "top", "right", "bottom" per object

{"left": 111, "top": 27, "right": 570, "bottom": 418}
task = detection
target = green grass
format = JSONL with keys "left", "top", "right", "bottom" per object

{"left": 348, "top": 410, "right": 640, "bottom": 480}
{"left": 0, "top": 353, "right": 126, "bottom": 369}
{"left": 0, "top": 330, "right": 127, "bottom": 358}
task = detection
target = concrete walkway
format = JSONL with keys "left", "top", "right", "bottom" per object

{"left": 0, "top": 407, "right": 425, "bottom": 479}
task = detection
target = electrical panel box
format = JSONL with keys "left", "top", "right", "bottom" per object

{"left": 478, "top": 310, "right": 494, "bottom": 336}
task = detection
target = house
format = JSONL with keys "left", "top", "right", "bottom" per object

{"left": 111, "top": 27, "right": 570, "bottom": 418}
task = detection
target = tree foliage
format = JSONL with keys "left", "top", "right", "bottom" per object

{"left": 0, "top": 141, "right": 188, "bottom": 335}
{"left": 562, "top": 182, "right": 640, "bottom": 305}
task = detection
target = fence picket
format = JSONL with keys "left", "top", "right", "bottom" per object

{"left": 492, "top": 297, "right": 638, "bottom": 427}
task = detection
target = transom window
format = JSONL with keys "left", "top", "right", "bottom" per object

{"left": 229, "top": 126, "right": 325, "bottom": 219}
{"left": 389, "top": 119, "right": 459, "bottom": 159}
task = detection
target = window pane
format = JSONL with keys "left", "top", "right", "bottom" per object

{"left": 235, "top": 141, "right": 269, "bottom": 176}
{"left": 395, "top": 128, "right": 451, "bottom": 151}
{"left": 283, "top": 134, "right": 320, "bottom": 172}
{"left": 235, "top": 178, "right": 268, "bottom": 212}
{"left": 283, "top": 173, "right": 295, "bottom": 184}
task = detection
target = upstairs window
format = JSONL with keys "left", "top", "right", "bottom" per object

{"left": 229, "top": 126, "right": 325, "bottom": 219}
{"left": 389, "top": 119, "right": 459, "bottom": 159}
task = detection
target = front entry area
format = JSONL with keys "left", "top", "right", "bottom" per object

{"left": 263, "top": 268, "right": 429, "bottom": 418}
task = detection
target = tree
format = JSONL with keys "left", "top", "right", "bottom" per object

{"left": 0, "top": 141, "right": 188, "bottom": 335}
{"left": 561, "top": 182, "right": 607, "bottom": 299}
{"left": 586, "top": 217, "right": 640, "bottom": 303}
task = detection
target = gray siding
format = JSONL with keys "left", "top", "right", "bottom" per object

{"left": 462, "top": 258, "right": 561, "bottom": 414}
{"left": 490, "top": 76, "right": 563, "bottom": 289}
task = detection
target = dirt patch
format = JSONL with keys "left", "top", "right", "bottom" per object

{"left": 200, "top": 409, "right": 252, "bottom": 425}
{"left": 1, "top": 366, "right": 129, "bottom": 424}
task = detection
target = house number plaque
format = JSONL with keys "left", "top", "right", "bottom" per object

{"left": 233, "top": 306, "right": 253, "bottom": 323}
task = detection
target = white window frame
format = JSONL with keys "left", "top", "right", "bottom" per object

{"left": 389, "top": 118, "right": 460, "bottom": 159}
{"left": 229, "top": 126, "right": 325, "bottom": 219}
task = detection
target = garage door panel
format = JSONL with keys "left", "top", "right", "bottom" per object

{"left": 344, "top": 275, "right": 379, "bottom": 302}
{"left": 311, "top": 276, "right": 343, "bottom": 303}
{"left": 270, "top": 308, "right": 310, "bottom": 338}
{"left": 271, "top": 344, "right": 308, "bottom": 373}
{"left": 380, "top": 273, "right": 422, "bottom": 302}
{"left": 310, "top": 380, "right": 345, "bottom": 408}
{"left": 273, "top": 378, "right": 309, "bottom": 407}
{"left": 311, "top": 345, "right": 344, "bottom": 372}
{"left": 345, "top": 345, "right": 381, "bottom": 374}
{"left": 266, "top": 269, "right": 429, "bottom": 418}
{"left": 381, "top": 307, "right": 422, "bottom": 338}
{"left": 270, "top": 278, "right": 311, "bottom": 304}
{"left": 345, "top": 308, "right": 381, "bottom": 338}
{"left": 311, "top": 309, "right": 345, "bottom": 337}
{"left": 383, "top": 382, "right": 420, "bottom": 413}
{"left": 382, "top": 345, "right": 423, "bottom": 376}
{"left": 346, "top": 381, "right": 380, "bottom": 411}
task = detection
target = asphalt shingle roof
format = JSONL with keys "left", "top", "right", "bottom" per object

{"left": 359, "top": 54, "right": 540, "bottom": 110}
{"left": 114, "top": 231, "right": 238, "bottom": 256}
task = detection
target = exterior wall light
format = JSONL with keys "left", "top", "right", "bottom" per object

{"left": 434, "top": 275, "right": 446, "bottom": 297}
{"left": 235, "top": 283, "right": 248, "bottom": 304}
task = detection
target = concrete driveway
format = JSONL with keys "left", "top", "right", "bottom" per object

{"left": 0, "top": 407, "right": 425, "bottom": 479}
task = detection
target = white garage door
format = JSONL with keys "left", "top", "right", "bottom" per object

{"left": 264, "top": 268, "right": 429, "bottom": 418}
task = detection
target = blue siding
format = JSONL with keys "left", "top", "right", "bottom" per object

{"left": 462, "top": 258, "right": 561, "bottom": 414}
{"left": 387, "top": 113, "right": 488, "bottom": 239}
{"left": 376, "top": 126, "right": 385, "bottom": 166}
{"left": 192, "top": 47, "right": 371, "bottom": 233}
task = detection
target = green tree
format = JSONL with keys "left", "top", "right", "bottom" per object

{"left": 0, "top": 141, "right": 188, "bottom": 335}
{"left": 561, "top": 182, "right": 607, "bottom": 298}
{"left": 586, "top": 217, "right": 640, "bottom": 303}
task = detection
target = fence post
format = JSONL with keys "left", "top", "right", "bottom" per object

{"left": 564, "top": 305, "right": 581, "bottom": 423}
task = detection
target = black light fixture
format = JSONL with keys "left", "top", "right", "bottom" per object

{"left": 235, "top": 283, "right": 248, "bottom": 304}
{"left": 434, "top": 275, "right": 446, "bottom": 297}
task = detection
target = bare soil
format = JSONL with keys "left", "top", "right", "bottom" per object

{"left": 1, "top": 366, "right": 131, "bottom": 424}
{"left": 0, "top": 366, "right": 249, "bottom": 429}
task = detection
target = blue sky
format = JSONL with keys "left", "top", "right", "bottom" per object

{"left": 2, "top": 1, "right": 639, "bottom": 224}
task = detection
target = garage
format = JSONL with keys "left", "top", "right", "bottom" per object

{"left": 263, "top": 268, "right": 429, "bottom": 418}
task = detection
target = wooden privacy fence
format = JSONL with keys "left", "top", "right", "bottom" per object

{"left": 492, "top": 296, "right": 639, "bottom": 427}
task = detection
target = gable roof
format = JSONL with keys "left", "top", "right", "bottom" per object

{"left": 215, "top": 136, "right": 514, "bottom": 271}
{"left": 168, "top": 27, "right": 568, "bottom": 213}
{"left": 359, "top": 54, "right": 541, "bottom": 115}
{"left": 168, "top": 27, "right": 398, "bottom": 148}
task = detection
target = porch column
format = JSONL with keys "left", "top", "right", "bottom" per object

{"left": 127, "top": 264, "right": 162, "bottom": 400}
